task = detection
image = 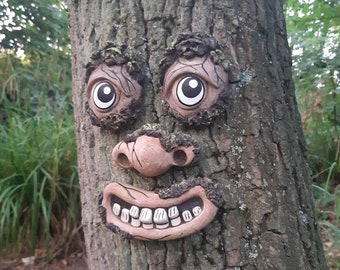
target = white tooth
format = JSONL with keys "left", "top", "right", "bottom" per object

{"left": 130, "top": 205, "right": 140, "bottom": 218}
{"left": 131, "top": 218, "right": 141, "bottom": 227}
{"left": 121, "top": 208, "right": 130, "bottom": 223}
{"left": 156, "top": 222, "right": 169, "bottom": 229}
{"left": 142, "top": 223, "right": 154, "bottom": 229}
{"left": 182, "top": 210, "right": 193, "bottom": 222}
{"left": 170, "top": 216, "right": 181, "bottom": 227}
{"left": 153, "top": 208, "right": 169, "bottom": 224}
{"left": 168, "top": 206, "right": 179, "bottom": 219}
{"left": 139, "top": 208, "right": 153, "bottom": 223}
{"left": 112, "top": 203, "right": 121, "bottom": 216}
{"left": 192, "top": 206, "right": 202, "bottom": 217}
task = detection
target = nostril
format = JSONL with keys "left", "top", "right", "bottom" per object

{"left": 173, "top": 150, "right": 187, "bottom": 166}
{"left": 117, "top": 153, "right": 130, "bottom": 168}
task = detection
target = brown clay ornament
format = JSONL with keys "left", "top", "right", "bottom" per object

{"left": 100, "top": 180, "right": 219, "bottom": 240}
{"left": 94, "top": 34, "right": 227, "bottom": 241}
{"left": 160, "top": 33, "right": 229, "bottom": 125}
{"left": 85, "top": 44, "right": 143, "bottom": 130}
{"left": 112, "top": 135, "right": 196, "bottom": 177}
{"left": 111, "top": 124, "right": 199, "bottom": 177}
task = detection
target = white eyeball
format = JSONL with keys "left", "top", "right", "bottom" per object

{"left": 176, "top": 76, "right": 205, "bottom": 106}
{"left": 93, "top": 82, "right": 116, "bottom": 109}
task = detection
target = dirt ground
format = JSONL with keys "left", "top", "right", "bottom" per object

{"left": 0, "top": 252, "right": 87, "bottom": 270}
{"left": 1, "top": 236, "right": 338, "bottom": 269}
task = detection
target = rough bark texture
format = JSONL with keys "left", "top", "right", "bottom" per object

{"left": 67, "top": 0, "right": 327, "bottom": 269}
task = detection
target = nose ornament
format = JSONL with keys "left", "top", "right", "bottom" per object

{"left": 112, "top": 134, "right": 197, "bottom": 177}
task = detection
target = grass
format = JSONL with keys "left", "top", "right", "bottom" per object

{"left": 312, "top": 154, "right": 340, "bottom": 268}
{"left": 303, "top": 76, "right": 340, "bottom": 269}
{"left": 0, "top": 52, "right": 82, "bottom": 260}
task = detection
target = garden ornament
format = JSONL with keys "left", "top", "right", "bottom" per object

{"left": 86, "top": 33, "right": 229, "bottom": 240}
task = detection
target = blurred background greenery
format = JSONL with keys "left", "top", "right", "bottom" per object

{"left": 285, "top": 1, "right": 340, "bottom": 268}
{"left": 0, "top": 0, "right": 82, "bottom": 263}
{"left": 0, "top": 0, "right": 339, "bottom": 267}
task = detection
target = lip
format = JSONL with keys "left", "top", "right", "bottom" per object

{"left": 99, "top": 180, "right": 219, "bottom": 240}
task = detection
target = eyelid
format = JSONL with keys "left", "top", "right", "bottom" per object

{"left": 87, "top": 70, "right": 131, "bottom": 99}
{"left": 165, "top": 62, "right": 221, "bottom": 90}
{"left": 164, "top": 60, "right": 226, "bottom": 88}
{"left": 88, "top": 77, "right": 115, "bottom": 89}
{"left": 165, "top": 71, "right": 208, "bottom": 93}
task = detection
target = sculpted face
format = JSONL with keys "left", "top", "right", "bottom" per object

{"left": 85, "top": 45, "right": 144, "bottom": 130}
{"left": 86, "top": 34, "right": 229, "bottom": 241}
{"left": 162, "top": 56, "right": 228, "bottom": 123}
{"left": 87, "top": 64, "right": 142, "bottom": 123}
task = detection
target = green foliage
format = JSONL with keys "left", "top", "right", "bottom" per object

{"left": 285, "top": 0, "right": 340, "bottom": 183}
{"left": 0, "top": 0, "right": 69, "bottom": 57}
{"left": 313, "top": 184, "right": 340, "bottom": 267}
{"left": 0, "top": 108, "right": 78, "bottom": 255}
{"left": 0, "top": 52, "right": 72, "bottom": 115}
{"left": 0, "top": 0, "right": 79, "bottom": 257}
{"left": 0, "top": 52, "right": 79, "bottom": 256}
{"left": 285, "top": 0, "right": 340, "bottom": 266}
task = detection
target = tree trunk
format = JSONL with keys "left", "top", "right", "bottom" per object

{"left": 67, "top": 0, "right": 327, "bottom": 269}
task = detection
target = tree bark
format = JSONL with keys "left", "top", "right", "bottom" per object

{"left": 67, "top": 0, "right": 327, "bottom": 269}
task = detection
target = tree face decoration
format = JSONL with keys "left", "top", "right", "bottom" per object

{"left": 87, "top": 34, "right": 229, "bottom": 241}
{"left": 86, "top": 64, "right": 142, "bottom": 120}
{"left": 162, "top": 56, "right": 228, "bottom": 123}
{"left": 85, "top": 44, "right": 144, "bottom": 130}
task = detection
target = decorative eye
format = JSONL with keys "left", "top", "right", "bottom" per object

{"left": 176, "top": 76, "right": 205, "bottom": 106}
{"left": 93, "top": 82, "right": 116, "bottom": 110}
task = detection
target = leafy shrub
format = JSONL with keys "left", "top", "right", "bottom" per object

{"left": 285, "top": 1, "right": 340, "bottom": 267}
{"left": 285, "top": 0, "right": 340, "bottom": 184}
{"left": 0, "top": 52, "right": 80, "bottom": 257}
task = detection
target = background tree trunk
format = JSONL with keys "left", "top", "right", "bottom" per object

{"left": 67, "top": 0, "right": 327, "bottom": 269}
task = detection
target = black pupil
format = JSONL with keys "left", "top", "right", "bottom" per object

{"left": 97, "top": 83, "right": 114, "bottom": 102}
{"left": 182, "top": 77, "right": 202, "bottom": 98}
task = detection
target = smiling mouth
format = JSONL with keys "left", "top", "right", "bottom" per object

{"left": 99, "top": 178, "right": 220, "bottom": 240}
